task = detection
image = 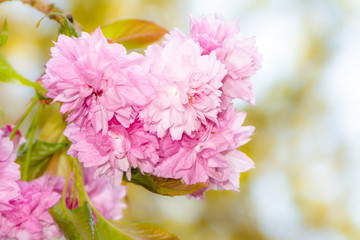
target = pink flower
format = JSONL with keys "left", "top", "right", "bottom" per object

{"left": 0, "top": 175, "right": 62, "bottom": 240}
{"left": 43, "top": 28, "right": 155, "bottom": 133}
{"left": 65, "top": 118, "right": 161, "bottom": 184}
{"left": 83, "top": 167, "right": 127, "bottom": 220}
{"left": 140, "top": 30, "right": 227, "bottom": 140}
{"left": 0, "top": 125, "right": 25, "bottom": 162}
{"left": 190, "top": 14, "right": 262, "bottom": 105}
{"left": 0, "top": 127, "right": 62, "bottom": 239}
{"left": 127, "top": 120, "right": 160, "bottom": 174}
{"left": 0, "top": 126, "right": 15, "bottom": 162}
{"left": 64, "top": 122, "right": 131, "bottom": 185}
{"left": 0, "top": 161, "right": 20, "bottom": 211}
{"left": 155, "top": 106, "right": 255, "bottom": 196}
{"left": 0, "top": 126, "right": 25, "bottom": 211}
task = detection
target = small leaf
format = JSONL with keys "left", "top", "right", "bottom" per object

{"left": 37, "top": 12, "right": 80, "bottom": 38}
{"left": 17, "top": 140, "right": 67, "bottom": 180}
{"left": 97, "top": 218, "right": 178, "bottom": 240}
{"left": 50, "top": 201, "right": 99, "bottom": 240}
{"left": 101, "top": 19, "right": 168, "bottom": 49}
{"left": 38, "top": 105, "right": 67, "bottom": 143}
{"left": 0, "top": 19, "right": 8, "bottom": 47}
{"left": 57, "top": 14, "right": 80, "bottom": 38}
{"left": 0, "top": 54, "right": 46, "bottom": 92}
{"left": 45, "top": 149, "right": 72, "bottom": 178}
{"left": 125, "top": 168, "right": 210, "bottom": 197}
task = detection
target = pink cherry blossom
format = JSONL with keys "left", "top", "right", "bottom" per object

{"left": 127, "top": 120, "right": 160, "bottom": 174}
{"left": 155, "top": 106, "right": 255, "bottom": 196}
{"left": 43, "top": 28, "right": 155, "bottom": 134}
{"left": 0, "top": 127, "right": 62, "bottom": 239}
{"left": 65, "top": 118, "right": 161, "bottom": 184}
{"left": 0, "top": 175, "right": 62, "bottom": 240}
{"left": 43, "top": 13, "right": 260, "bottom": 202}
{"left": 64, "top": 121, "right": 131, "bottom": 185}
{"left": 0, "top": 125, "right": 25, "bottom": 162}
{"left": 0, "top": 160, "right": 20, "bottom": 211}
{"left": 140, "top": 30, "right": 227, "bottom": 140}
{"left": 0, "top": 126, "right": 15, "bottom": 162}
{"left": 0, "top": 126, "right": 25, "bottom": 211}
{"left": 190, "top": 14, "right": 262, "bottom": 105}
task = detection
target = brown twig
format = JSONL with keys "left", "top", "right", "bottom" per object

{"left": 0, "top": 0, "right": 83, "bottom": 33}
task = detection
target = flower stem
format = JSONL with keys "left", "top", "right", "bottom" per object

{"left": 0, "top": 0, "right": 82, "bottom": 33}
{"left": 9, "top": 96, "right": 38, "bottom": 140}
{"left": 21, "top": 102, "right": 42, "bottom": 181}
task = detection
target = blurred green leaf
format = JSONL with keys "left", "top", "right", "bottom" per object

{"left": 17, "top": 140, "right": 67, "bottom": 181}
{"left": 37, "top": 12, "right": 80, "bottom": 38}
{"left": 0, "top": 54, "right": 45, "bottom": 91}
{"left": 45, "top": 149, "right": 72, "bottom": 178}
{"left": 50, "top": 201, "right": 99, "bottom": 240}
{"left": 38, "top": 106, "right": 67, "bottom": 143}
{"left": 96, "top": 218, "right": 178, "bottom": 240}
{"left": 101, "top": 19, "right": 168, "bottom": 49}
{"left": 125, "top": 168, "right": 209, "bottom": 197}
{"left": 0, "top": 19, "right": 8, "bottom": 47}
{"left": 53, "top": 158, "right": 178, "bottom": 240}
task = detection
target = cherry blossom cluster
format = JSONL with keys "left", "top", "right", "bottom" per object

{"left": 0, "top": 126, "right": 62, "bottom": 239}
{"left": 43, "top": 14, "right": 262, "bottom": 197}
{"left": 0, "top": 126, "right": 127, "bottom": 239}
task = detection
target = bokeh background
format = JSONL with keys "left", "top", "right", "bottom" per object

{"left": 1, "top": 0, "right": 360, "bottom": 239}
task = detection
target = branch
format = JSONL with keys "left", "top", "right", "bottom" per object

{"left": 0, "top": 0, "right": 83, "bottom": 33}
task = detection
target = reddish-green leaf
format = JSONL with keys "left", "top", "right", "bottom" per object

{"left": 96, "top": 219, "right": 178, "bottom": 240}
{"left": 101, "top": 19, "right": 168, "bottom": 49}
{"left": 125, "top": 168, "right": 210, "bottom": 197}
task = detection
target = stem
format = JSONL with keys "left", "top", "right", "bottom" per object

{"left": 85, "top": 194, "right": 101, "bottom": 217}
{"left": 22, "top": 102, "right": 42, "bottom": 181}
{"left": 0, "top": 0, "right": 82, "bottom": 33}
{"left": 9, "top": 97, "right": 37, "bottom": 140}
{"left": 66, "top": 156, "right": 105, "bottom": 223}
{"left": 62, "top": 166, "right": 71, "bottom": 197}
{"left": 72, "top": 157, "right": 85, "bottom": 204}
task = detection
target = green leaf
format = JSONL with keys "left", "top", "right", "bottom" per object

{"left": 96, "top": 218, "right": 178, "bottom": 240}
{"left": 50, "top": 201, "right": 99, "bottom": 240}
{"left": 0, "top": 19, "right": 8, "bottom": 47}
{"left": 101, "top": 19, "right": 168, "bottom": 49}
{"left": 45, "top": 149, "right": 72, "bottom": 178}
{"left": 50, "top": 158, "right": 178, "bottom": 240}
{"left": 17, "top": 140, "right": 67, "bottom": 181}
{"left": 0, "top": 54, "right": 46, "bottom": 92}
{"left": 57, "top": 14, "right": 80, "bottom": 38}
{"left": 37, "top": 12, "right": 80, "bottom": 38}
{"left": 125, "top": 168, "right": 210, "bottom": 197}
{"left": 38, "top": 105, "right": 67, "bottom": 143}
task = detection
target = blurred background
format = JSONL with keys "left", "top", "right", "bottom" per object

{"left": 1, "top": 0, "right": 360, "bottom": 239}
